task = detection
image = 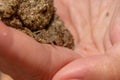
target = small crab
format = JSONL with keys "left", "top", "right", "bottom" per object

{"left": 0, "top": 0, "right": 54, "bottom": 30}
{"left": 0, "top": 0, "right": 74, "bottom": 49}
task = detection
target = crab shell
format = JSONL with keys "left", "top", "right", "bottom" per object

{"left": 0, "top": 0, "right": 55, "bottom": 30}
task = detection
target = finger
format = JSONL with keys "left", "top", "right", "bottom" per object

{"left": 0, "top": 22, "right": 79, "bottom": 79}
{"left": 110, "top": 4, "right": 120, "bottom": 45}
{"left": 53, "top": 55, "right": 119, "bottom": 80}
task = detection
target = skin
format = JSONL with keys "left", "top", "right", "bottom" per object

{"left": 0, "top": 0, "right": 120, "bottom": 80}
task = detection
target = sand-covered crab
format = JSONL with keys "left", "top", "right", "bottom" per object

{"left": 0, "top": 0, "right": 74, "bottom": 49}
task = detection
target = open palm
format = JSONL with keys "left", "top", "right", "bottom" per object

{"left": 55, "top": 0, "right": 120, "bottom": 55}
{"left": 0, "top": 0, "right": 120, "bottom": 80}
{"left": 53, "top": 0, "right": 120, "bottom": 80}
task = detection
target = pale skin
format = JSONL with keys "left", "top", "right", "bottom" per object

{"left": 0, "top": 0, "right": 120, "bottom": 80}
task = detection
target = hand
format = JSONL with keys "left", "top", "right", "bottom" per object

{"left": 54, "top": 0, "right": 120, "bottom": 80}
{"left": 0, "top": 0, "right": 120, "bottom": 80}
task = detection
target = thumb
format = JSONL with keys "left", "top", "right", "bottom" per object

{"left": 53, "top": 55, "right": 119, "bottom": 80}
